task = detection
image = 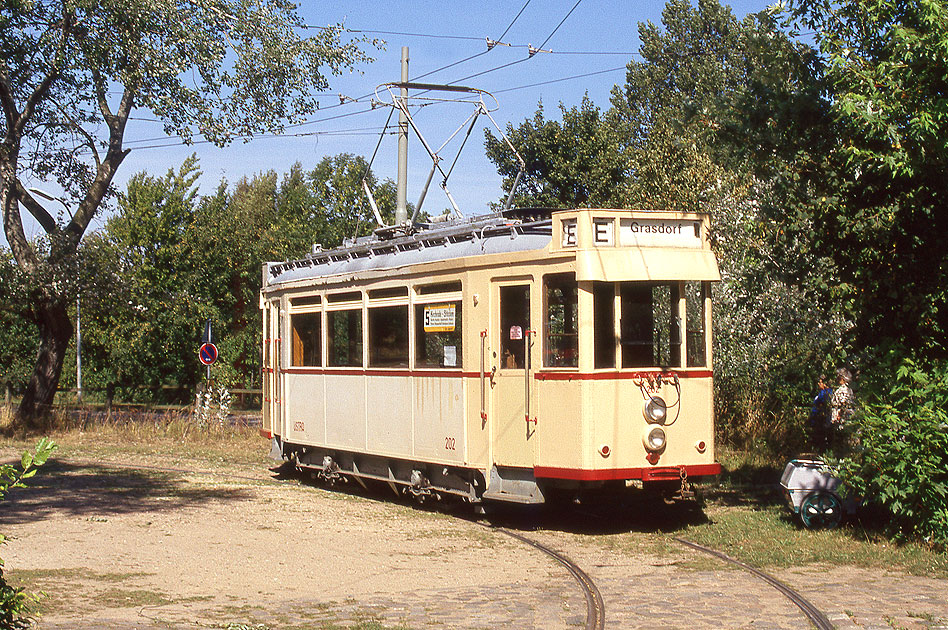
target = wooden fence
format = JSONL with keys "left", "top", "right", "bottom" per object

{"left": 2, "top": 382, "right": 262, "bottom": 413}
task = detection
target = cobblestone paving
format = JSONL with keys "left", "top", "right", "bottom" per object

{"left": 44, "top": 549, "right": 948, "bottom": 630}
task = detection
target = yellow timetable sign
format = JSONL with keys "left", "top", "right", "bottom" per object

{"left": 423, "top": 304, "right": 456, "bottom": 332}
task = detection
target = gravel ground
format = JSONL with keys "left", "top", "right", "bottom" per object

{"left": 1, "top": 450, "right": 946, "bottom": 630}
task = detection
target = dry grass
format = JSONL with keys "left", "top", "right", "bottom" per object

{"left": 0, "top": 403, "right": 267, "bottom": 466}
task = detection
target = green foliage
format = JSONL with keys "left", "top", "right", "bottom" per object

{"left": 68, "top": 154, "right": 399, "bottom": 402}
{"left": 783, "top": 0, "right": 948, "bottom": 357}
{"left": 484, "top": 97, "right": 627, "bottom": 208}
{"left": 0, "top": 252, "right": 38, "bottom": 391}
{"left": 839, "top": 359, "right": 948, "bottom": 548}
{"left": 0, "top": 438, "right": 57, "bottom": 629}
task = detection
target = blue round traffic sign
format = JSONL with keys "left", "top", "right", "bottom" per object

{"left": 199, "top": 342, "right": 218, "bottom": 366}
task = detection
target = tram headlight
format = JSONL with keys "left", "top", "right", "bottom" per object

{"left": 643, "top": 395, "right": 667, "bottom": 424}
{"left": 643, "top": 426, "right": 667, "bottom": 452}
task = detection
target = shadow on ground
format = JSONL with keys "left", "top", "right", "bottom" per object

{"left": 274, "top": 462, "right": 715, "bottom": 536}
{"left": 0, "top": 459, "right": 254, "bottom": 525}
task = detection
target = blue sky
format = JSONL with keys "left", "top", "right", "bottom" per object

{"left": 17, "top": 0, "right": 776, "bottom": 243}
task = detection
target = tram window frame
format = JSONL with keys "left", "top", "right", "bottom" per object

{"left": 290, "top": 311, "right": 321, "bottom": 367}
{"left": 416, "top": 281, "right": 462, "bottom": 296}
{"left": 593, "top": 282, "right": 617, "bottom": 369}
{"left": 686, "top": 281, "right": 709, "bottom": 367}
{"left": 619, "top": 283, "right": 681, "bottom": 369}
{"left": 368, "top": 304, "right": 410, "bottom": 368}
{"left": 543, "top": 273, "right": 578, "bottom": 368}
{"left": 414, "top": 301, "right": 463, "bottom": 368}
{"left": 327, "top": 308, "right": 363, "bottom": 367}
{"left": 499, "top": 285, "right": 530, "bottom": 370}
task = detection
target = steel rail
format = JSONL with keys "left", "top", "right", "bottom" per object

{"left": 476, "top": 523, "right": 605, "bottom": 630}
{"left": 674, "top": 537, "right": 835, "bottom": 630}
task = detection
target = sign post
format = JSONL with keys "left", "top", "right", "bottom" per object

{"left": 199, "top": 319, "right": 218, "bottom": 382}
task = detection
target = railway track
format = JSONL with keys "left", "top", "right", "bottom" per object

{"left": 673, "top": 537, "right": 835, "bottom": 630}
{"left": 481, "top": 523, "right": 606, "bottom": 630}
{"left": 58, "top": 458, "right": 834, "bottom": 630}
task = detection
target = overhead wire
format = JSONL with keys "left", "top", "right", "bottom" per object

{"left": 446, "top": 0, "right": 584, "bottom": 86}
{"left": 127, "top": 1, "right": 595, "bottom": 151}
{"left": 409, "top": 0, "right": 532, "bottom": 82}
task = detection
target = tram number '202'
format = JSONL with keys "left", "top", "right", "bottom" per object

{"left": 444, "top": 437, "right": 456, "bottom": 451}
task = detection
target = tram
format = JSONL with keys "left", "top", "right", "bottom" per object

{"left": 260, "top": 206, "right": 721, "bottom": 504}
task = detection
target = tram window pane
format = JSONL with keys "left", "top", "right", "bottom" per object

{"left": 369, "top": 305, "right": 409, "bottom": 367}
{"left": 416, "top": 281, "right": 462, "bottom": 295}
{"left": 544, "top": 274, "right": 578, "bottom": 367}
{"left": 327, "top": 309, "right": 363, "bottom": 367}
{"left": 593, "top": 283, "right": 616, "bottom": 369}
{"left": 415, "top": 302, "right": 463, "bottom": 368}
{"left": 686, "top": 282, "right": 708, "bottom": 367}
{"left": 500, "top": 285, "right": 530, "bottom": 369}
{"left": 368, "top": 287, "right": 408, "bottom": 299}
{"left": 291, "top": 312, "right": 321, "bottom": 366}
{"left": 620, "top": 283, "right": 681, "bottom": 368}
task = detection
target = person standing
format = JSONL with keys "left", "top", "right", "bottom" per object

{"left": 830, "top": 368, "right": 855, "bottom": 450}
{"left": 809, "top": 374, "right": 833, "bottom": 451}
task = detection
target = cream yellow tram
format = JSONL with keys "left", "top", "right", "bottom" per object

{"left": 260, "top": 207, "right": 720, "bottom": 504}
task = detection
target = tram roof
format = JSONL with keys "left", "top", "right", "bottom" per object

{"left": 264, "top": 209, "right": 554, "bottom": 287}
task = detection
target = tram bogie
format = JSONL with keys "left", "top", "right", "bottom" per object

{"left": 261, "top": 207, "right": 722, "bottom": 505}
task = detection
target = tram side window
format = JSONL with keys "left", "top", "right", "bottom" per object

{"left": 290, "top": 312, "right": 321, "bottom": 366}
{"left": 593, "top": 283, "right": 616, "bottom": 369}
{"left": 500, "top": 285, "right": 530, "bottom": 369}
{"left": 619, "top": 283, "right": 681, "bottom": 369}
{"left": 686, "top": 282, "right": 708, "bottom": 367}
{"left": 544, "top": 274, "right": 578, "bottom": 367}
{"left": 415, "top": 302, "right": 462, "bottom": 368}
{"left": 327, "top": 309, "right": 363, "bottom": 367}
{"left": 369, "top": 305, "right": 409, "bottom": 367}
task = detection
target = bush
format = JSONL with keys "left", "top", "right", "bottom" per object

{"left": 1, "top": 438, "right": 57, "bottom": 629}
{"left": 839, "top": 359, "right": 948, "bottom": 548}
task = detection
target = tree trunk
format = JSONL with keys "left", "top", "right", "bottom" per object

{"left": 17, "top": 298, "right": 72, "bottom": 428}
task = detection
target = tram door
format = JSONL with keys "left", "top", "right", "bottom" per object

{"left": 491, "top": 281, "right": 537, "bottom": 468}
{"left": 263, "top": 301, "right": 282, "bottom": 437}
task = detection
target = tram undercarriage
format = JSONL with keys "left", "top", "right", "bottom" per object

{"left": 273, "top": 436, "right": 700, "bottom": 505}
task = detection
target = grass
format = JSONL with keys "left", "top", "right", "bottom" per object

{"left": 0, "top": 404, "right": 267, "bottom": 466}
{"left": 686, "top": 445, "right": 948, "bottom": 577}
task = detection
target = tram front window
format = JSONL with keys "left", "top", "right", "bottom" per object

{"left": 594, "top": 282, "right": 683, "bottom": 369}
{"left": 686, "top": 282, "right": 709, "bottom": 367}
{"left": 620, "top": 283, "right": 680, "bottom": 368}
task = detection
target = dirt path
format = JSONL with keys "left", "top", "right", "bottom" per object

{"left": 1, "top": 452, "right": 946, "bottom": 630}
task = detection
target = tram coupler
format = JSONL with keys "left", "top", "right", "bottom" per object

{"left": 318, "top": 455, "right": 342, "bottom": 485}
{"left": 674, "top": 467, "right": 695, "bottom": 501}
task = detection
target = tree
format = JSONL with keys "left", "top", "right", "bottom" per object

{"left": 784, "top": 0, "right": 948, "bottom": 359}
{"left": 1, "top": 1, "right": 374, "bottom": 425}
{"left": 96, "top": 157, "right": 203, "bottom": 396}
{"left": 484, "top": 97, "right": 627, "bottom": 209}
{"left": 72, "top": 154, "right": 400, "bottom": 399}
{"left": 0, "top": 250, "right": 37, "bottom": 395}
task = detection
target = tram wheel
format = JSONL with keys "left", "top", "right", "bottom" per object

{"left": 800, "top": 491, "right": 843, "bottom": 529}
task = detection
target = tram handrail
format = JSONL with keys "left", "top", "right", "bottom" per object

{"left": 524, "top": 329, "right": 534, "bottom": 426}
{"left": 480, "top": 330, "right": 488, "bottom": 427}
